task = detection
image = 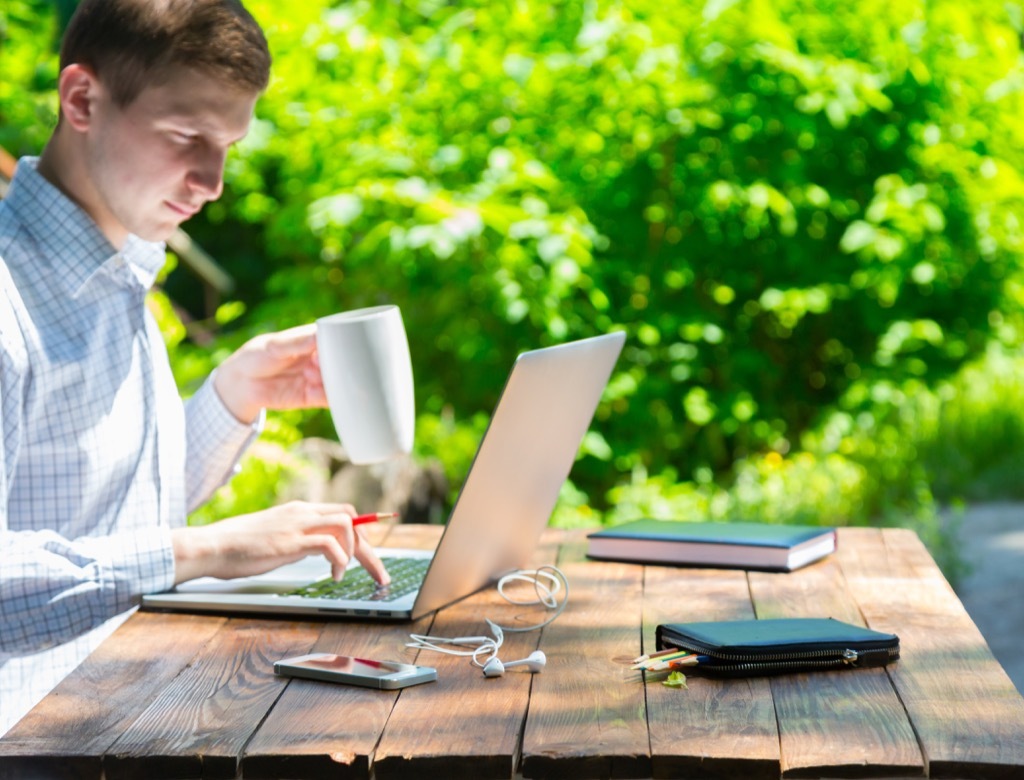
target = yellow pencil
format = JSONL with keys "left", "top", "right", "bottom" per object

{"left": 632, "top": 647, "right": 684, "bottom": 665}
{"left": 632, "top": 650, "right": 697, "bottom": 670}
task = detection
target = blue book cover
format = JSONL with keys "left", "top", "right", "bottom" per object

{"left": 586, "top": 520, "right": 837, "bottom": 571}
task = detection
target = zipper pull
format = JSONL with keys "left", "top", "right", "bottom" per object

{"left": 842, "top": 648, "right": 892, "bottom": 668}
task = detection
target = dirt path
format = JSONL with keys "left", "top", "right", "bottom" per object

{"left": 952, "top": 502, "right": 1024, "bottom": 695}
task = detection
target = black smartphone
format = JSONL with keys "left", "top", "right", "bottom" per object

{"left": 274, "top": 653, "right": 437, "bottom": 690}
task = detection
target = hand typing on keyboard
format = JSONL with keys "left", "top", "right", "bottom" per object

{"left": 284, "top": 557, "right": 429, "bottom": 602}
{"left": 171, "top": 501, "right": 391, "bottom": 586}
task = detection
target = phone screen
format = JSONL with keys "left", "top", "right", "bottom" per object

{"left": 274, "top": 653, "right": 437, "bottom": 689}
{"left": 288, "top": 655, "right": 410, "bottom": 678}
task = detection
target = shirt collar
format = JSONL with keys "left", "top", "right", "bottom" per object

{"left": 122, "top": 233, "right": 167, "bottom": 290}
{"left": 4, "top": 156, "right": 166, "bottom": 295}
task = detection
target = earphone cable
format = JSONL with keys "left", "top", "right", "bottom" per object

{"left": 406, "top": 564, "right": 568, "bottom": 668}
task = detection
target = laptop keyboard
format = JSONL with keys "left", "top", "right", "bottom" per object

{"left": 281, "top": 557, "right": 430, "bottom": 602}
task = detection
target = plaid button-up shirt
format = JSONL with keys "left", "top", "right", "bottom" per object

{"left": 0, "top": 157, "right": 260, "bottom": 733}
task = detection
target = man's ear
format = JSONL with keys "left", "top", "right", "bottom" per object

{"left": 58, "top": 63, "right": 103, "bottom": 132}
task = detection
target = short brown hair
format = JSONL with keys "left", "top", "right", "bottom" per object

{"left": 60, "top": 0, "right": 271, "bottom": 106}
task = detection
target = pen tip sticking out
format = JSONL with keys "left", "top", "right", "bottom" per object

{"left": 352, "top": 511, "right": 400, "bottom": 527}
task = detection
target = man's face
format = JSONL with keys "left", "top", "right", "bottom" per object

{"left": 83, "top": 66, "right": 258, "bottom": 245}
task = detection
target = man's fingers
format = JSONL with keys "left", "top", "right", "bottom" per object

{"left": 302, "top": 533, "right": 350, "bottom": 580}
{"left": 280, "top": 322, "right": 318, "bottom": 339}
{"left": 265, "top": 324, "right": 318, "bottom": 358}
{"left": 291, "top": 505, "right": 356, "bottom": 577}
{"left": 300, "top": 502, "right": 358, "bottom": 518}
{"left": 275, "top": 501, "right": 391, "bottom": 584}
{"left": 354, "top": 529, "right": 391, "bottom": 586}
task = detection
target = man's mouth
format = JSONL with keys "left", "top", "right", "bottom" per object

{"left": 165, "top": 201, "right": 200, "bottom": 218}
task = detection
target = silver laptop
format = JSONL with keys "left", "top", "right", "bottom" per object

{"left": 142, "top": 331, "right": 625, "bottom": 620}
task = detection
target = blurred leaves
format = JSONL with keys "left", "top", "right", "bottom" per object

{"left": 206, "top": 0, "right": 1024, "bottom": 500}
{"left": 0, "top": 0, "right": 58, "bottom": 154}
{"left": 4, "top": 0, "right": 1024, "bottom": 561}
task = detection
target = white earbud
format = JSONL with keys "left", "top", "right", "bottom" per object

{"left": 482, "top": 650, "right": 546, "bottom": 677}
{"left": 406, "top": 566, "right": 568, "bottom": 681}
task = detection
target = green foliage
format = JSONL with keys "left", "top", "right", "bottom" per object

{"left": 0, "top": 0, "right": 59, "bottom": 155}
{"left": 198, "top": 0, "right": 1024, "bottom": 508}
{"left": 187, "top": 416, "right": 320, "bottom": 526}
{"left": 829, "top": 346, "right": 1024, "bottom": 505}
{"left": 663, "top": 671, "right": 688, "bottom": 688}
{"left": 4, "top": 1, "right": 1024, "bottom": 568}
{"left": 603, "top": 345, "right": 1024, "bottom": 581}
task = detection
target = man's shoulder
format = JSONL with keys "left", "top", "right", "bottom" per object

{"left": 0, "top": 203, "right": 29, "bottom": 362}
{"left": 0, "top": 200, "right": 24, "bottom": 293}
{"left": 0, "top": 198, "right": 16, "bottom": 274}
{"left": 0, "top": 157, "right": 54, "bottom": 261}
{"left": 0, "top": 189, "right": 48, "bottom": 286}
{"left": 0, "top": 195, "right": 27, "bottom": 258}
{"left": 0, "top": 265, "right": 27, "bottom": 370}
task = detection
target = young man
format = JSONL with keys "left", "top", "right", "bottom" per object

{"left": 0, "top": 0, "right": 389, "bottom": 734}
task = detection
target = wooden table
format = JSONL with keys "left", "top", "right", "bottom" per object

{"left": 3, "top": 523, "right": 1024, "bottom": 780}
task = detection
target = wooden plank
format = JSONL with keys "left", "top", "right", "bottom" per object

{"left": 838, "top": 528, "right": 1024, "bottom": 780}
{"left": 0, "top": 612, "right": 225, "bottom": 780}
{"left": 102, "top": 619, "right": 325, "bottom": 780}
{"left": 240, "top": 619, "right": 433, "bottom": 780}
{"left": 520, "top": 531, "right": 649, "bottom": 779}
{"left": 241, "top": 524, "right": 444, "bottom": 780}
{"left": 371, "top": 530, "right": 562, "bottom": 780}
{"left": 748, "top": 555, "right": 923, "bottom": 779}
{"left": 0, "top": 522, "right": 406, "bottom": 780}
{"left": 9, "top": 523, "right": 1024, "bottom": 780}
{"left": 643, "top": 565, "right": 780, "bottom": 780}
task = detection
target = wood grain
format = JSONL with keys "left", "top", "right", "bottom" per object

{"left": 5, "top": 527, "right": 1024, "bottom": 780}
{"left": 102, "top": 619, "right": 324, "bottom": 780}
{"left": 240, "top": 523, "right": 444, "bottom": 780}
{"left": 0, "top": 612, "right": 225, "bottom": 780}
{"left": 371, "top": 531, "right": 562, "bottom": 780}
{"left": 520, "top": 532, "right": 649, "bottom": 779}
{"left": 838, "top": 527, "right": 1024, "bottom": 780}
{"left": 644, "top": 565, "right": 780, "bottom": 780}
{"left": 749, "top": 555, "right": 924, "bottom": 779}
{"left": 239, "top": 619, "right": 430, "bottom": 780}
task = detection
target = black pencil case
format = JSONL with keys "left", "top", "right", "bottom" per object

{"left": 655, "top": 617, "right": 900, "bottom": 677}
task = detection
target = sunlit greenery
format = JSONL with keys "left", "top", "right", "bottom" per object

{"left": 4, "top": 0, "right": 1024, "bottom": 579}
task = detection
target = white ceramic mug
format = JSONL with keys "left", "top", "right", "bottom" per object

{"left": 316, "top": 305, "right": 415, "bottom": 464}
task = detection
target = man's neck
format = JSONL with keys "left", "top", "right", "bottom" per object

{"left": 37, "top": 128, "right": 126, "bottom": 250}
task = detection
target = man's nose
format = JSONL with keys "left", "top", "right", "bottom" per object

{"left": 186, "top": 147, "right": 226, "bottom": 200}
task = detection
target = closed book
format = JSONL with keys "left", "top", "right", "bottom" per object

{"left": 586, "top": 519, "right": 837, "bottom": 572}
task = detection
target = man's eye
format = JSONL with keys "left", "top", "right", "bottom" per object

{"left": 171, "top": 132, "right": 198, "bottom": 145}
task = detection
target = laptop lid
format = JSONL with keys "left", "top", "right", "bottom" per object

{"left": 141, "top": 331, "right": 625, "bottom": 620}
{"left": 408, "top": 331, "right": 625, "bottom": 618}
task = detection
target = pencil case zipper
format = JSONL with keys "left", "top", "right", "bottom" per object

{"left": 663, "top": 639, "right": 898, "bottom": 673}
